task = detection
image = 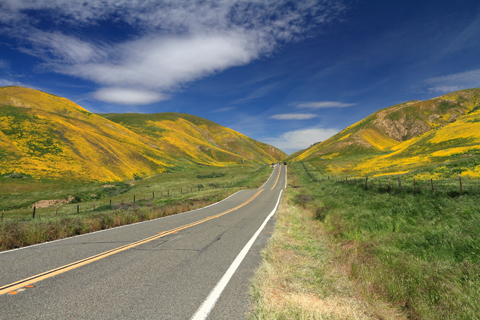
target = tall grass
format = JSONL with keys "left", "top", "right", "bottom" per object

{"left": 293, "top": 162, "right": 480, "bottom": 319}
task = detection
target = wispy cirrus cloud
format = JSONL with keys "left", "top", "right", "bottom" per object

{"left": 0, "top": 0, "right": 346, "bottom": 105}
{"left": 294, "top": 101, "right": 356, "bottom": 108}
{"left": 270, "top": 113, "right": 317, "bottom": 120}
{"left": 425, "top": 69, "right": 480, "bottom": 93}
{"left": 263, "top": 127, "right": 338, "bottom": 154}
{"left": 212, "top": 106, "right": 237, "bottom": 113}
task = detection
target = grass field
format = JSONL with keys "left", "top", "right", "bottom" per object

{"left": 249, "top": 166, "right": 400, "bottom": 319}
{"left": 0, "top": 165, "right": 272, "bottom": 251}
{"left": 269, "top": 162, "right": 480, "bottom": 319}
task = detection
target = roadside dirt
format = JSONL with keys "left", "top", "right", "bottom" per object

{"left": 31, "top": 195, "right": 75, "bottom": 208}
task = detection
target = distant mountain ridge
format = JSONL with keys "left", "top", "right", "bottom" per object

{"left": 0, "top": 86, "right": 286, "bottom": 181}
{"left": 288, "top": 88, "right": 480, "bottom": 178}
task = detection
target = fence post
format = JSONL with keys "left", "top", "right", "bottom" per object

{"left": 365, "top": 177, "right": 368, "bottom": 190}
{"left": 122, "top": 198, "right": 124, "bottom": 205}
{"left": 388, "top": 178, "right": 391, "bottom": 193}
{"left": 110, "top": 199, "right": 112, "bottom": 206}
{"left": 153, "top": 191, "right": 155, "bottom": 199}
{"left": 181, "top": 188, "right": 182, "bottom": 194}
{"left": 93, "top": 203, "right": 96, "bottom": 210}
{"left": 371, "top": 178, "right": 373, "bottom": 189}
{"left": 398, "top": 176, "right": 402, "bottom": 191}
{"left": 431, "top": 179, "right": 434, "bottom": 191}
{"left": 459, "top": 174, "right": 462, "bottom": 193}
{"left": 56, "top": 206, "right": 58, "bottom": 215}
{"left": 2, "top": 210, "right": 3, "bottom": 222}
{"left": 33, "top": 206, "right": 36, "bottom": 218}
{"left": 379, "top": 178, "right": 381, "bottom": 189}
{"left": 134, "top": 195, "right": 136, "bottom": 202}
{"left": 77, "top": 205, "right": 79, "bottom": 213}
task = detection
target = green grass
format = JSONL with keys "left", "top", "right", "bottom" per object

{"left": 0, "top": 165, "right": 272, "bottom": 251}
{"left": 292, "top": 162, "right": 480, "bottom": 319}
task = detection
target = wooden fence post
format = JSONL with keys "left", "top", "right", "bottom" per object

{"left": 167, "top": 189, "right": 169, "bottom": 196}
{"left": 110, "top": 199, "right": 112, "bottom": 206}
{"left": 33, "top": 206, "right": 36, "bottom": 218}
{"left": 431, "top": 179, "right": 434, "bottom": 191}
{"left": 365, "top": 177, "right": 368, "bottom": 190}
{"left": 388, "top": 178, "right": 391, "bottom": 193}
{"left": 371, "top": 178, "right": 373, "bottom": 189}
{"left": 56, "top": 206, "right": 58, "bottom": 216}
{"left": 398, "top": 176, "right": 402, "bottom": 191}
{"left": 134, "top": 195, "right": 136, "bottom": 202}
{"left": 153, "top": 191, "right": 155, "bottom": 199}
{"left": 93, "top": 203, "right": 96, "bottom": 210}
{"left": 379, "top": 178, "right": 381, "bottom": 189}
{"left": 77, "top": 205, "right": 79, "bottom": 213}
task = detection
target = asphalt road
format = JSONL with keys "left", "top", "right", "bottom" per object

{"left": 0, "top": 164, "right": 286, "bottom": 319}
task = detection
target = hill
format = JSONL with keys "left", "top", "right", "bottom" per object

{"left": 99, "top": 113, "right": 285, "bottom": 166}
{"left": 288, "top": 88, "right": 480, "bottom": 178}
{"left": 0, "top": 86, "right": 285, "bottom": 181}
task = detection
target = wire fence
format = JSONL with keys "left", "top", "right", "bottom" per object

{"left": 0, "top": 180, "right": 244, "bottom": 223}
{"left": 301, "top": 162, "right": 480, "bottom": 196}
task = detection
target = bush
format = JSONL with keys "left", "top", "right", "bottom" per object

{"left": 197, "top": 172, "right": 226, "bottom": 179}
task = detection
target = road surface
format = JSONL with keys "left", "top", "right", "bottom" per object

{"left": 0, "top": 164, "right": 286, "bottom": 319}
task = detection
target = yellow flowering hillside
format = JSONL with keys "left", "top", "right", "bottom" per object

{"left": 288, "top": 88, "right": 480, "bottom": 177}
{"left": 0, "top": 86, "right": 285, "bottom": 181}
{"left": 99, "top": 113, "right": 286, "bottom": 166}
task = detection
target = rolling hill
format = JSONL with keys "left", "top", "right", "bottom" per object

{"left": 0, "top": 86, "right": 286, "bottom": 181}
{"left": 288, "top": 88, "right": 480, "bottom": 178}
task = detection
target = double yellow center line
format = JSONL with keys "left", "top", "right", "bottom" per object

{"left": 271, "top": 165, "right": 282, "bottom": 190}
{"left": 0, "top": 189, "right": 264, "bottom": 296}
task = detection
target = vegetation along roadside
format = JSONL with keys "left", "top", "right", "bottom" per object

{"left": 250, "top": 162, "right": 480, "bottom": 319}
{"left": 0, "top": 165, "right": 271, "bottom": 251}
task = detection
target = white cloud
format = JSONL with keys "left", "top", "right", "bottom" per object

{"left": 212, "top": 106, "right": 236, "bottom": 113}
{"left": 263, "top": 127, "right": 338, "bottom": 154}
{"left": 0, "top": 0, "right": 346, "bottom": 105}
{"left": 60, "top": 33, "right": 256, "bottom": 89}
{"left": 425, "top": 69, "right": 480, "bottom": 93}
{"left": 93, "top": 88, "right": 168, "bottom": 105}
{"left": 270, "top": 113, "right": 317, "bottom": 120}
{"left": 295, "top": 101, "right": 355, "bottom": 108}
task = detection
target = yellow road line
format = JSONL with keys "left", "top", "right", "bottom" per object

{"left": 0, "top": 189, "right": 264, "bottom": 296}
{"left": 271, "top": 165, "right": 282, "bottom": 190}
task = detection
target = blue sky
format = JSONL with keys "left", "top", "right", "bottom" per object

{"left": 1, "top": 0, "right": 480, "bottom": 154}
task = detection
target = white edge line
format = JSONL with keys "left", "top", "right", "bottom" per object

{"left": 191, "top": 189, "right": 284, "bottom": 320}
{"left": 0, "top": 189, "right": 247, "bottom": 255}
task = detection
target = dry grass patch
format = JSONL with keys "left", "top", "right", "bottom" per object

{"left": 249, "top": 175, "right": 405, "bottom": 320}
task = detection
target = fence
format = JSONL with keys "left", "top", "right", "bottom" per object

{"left": 0, "top": 180, "right": 243, "bottom": 223}
{"left": 300, "top": 162, "right": 480, "bottom": 196}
